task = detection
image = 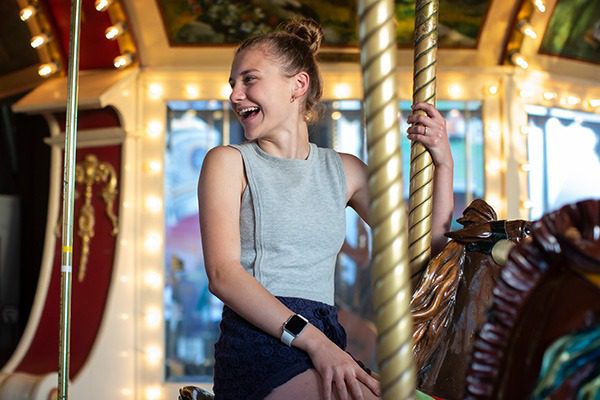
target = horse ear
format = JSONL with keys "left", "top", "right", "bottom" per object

{"left": 446, "top": 223, "right": 494, "bottom": 243}
{"left": 456, "top": 199, "right": 498, "bottom": 227}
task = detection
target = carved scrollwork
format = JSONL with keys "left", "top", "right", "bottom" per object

{"left": 73, "top": 154, "right": 119, "bottom": 282}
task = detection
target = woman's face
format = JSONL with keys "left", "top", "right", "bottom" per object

{"left": 229, "top": 46, "right": 298, "bottom": 141}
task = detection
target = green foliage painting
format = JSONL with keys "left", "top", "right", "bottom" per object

{"left": 156, "top": 0, "right": 491, "bottom": 48}
{"left": 540, "top": 0, "right": 600, "bottom": 64}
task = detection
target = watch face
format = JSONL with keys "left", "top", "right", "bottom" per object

{"left": 286, "top": 315, "right": 308, "bottom": 335}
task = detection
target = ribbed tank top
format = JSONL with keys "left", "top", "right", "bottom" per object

{"left": 230, "top": 141, "right": 347, "bottom": 306}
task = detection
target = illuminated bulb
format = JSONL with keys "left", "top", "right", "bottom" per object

{"left": 105, "top": 22, "right": 125, "bottom": 40}
{"left": 146, "top": 160, "right": 161, "bottom": 174}
{"left": 517, "top": 20, "right": 537, "bottom": 40}
{"left": 114, "top": 53, "right": 133, "bottom": 69}
{"left": 38, "top": 63, "right": 58, "bottom": 77}
{"left": 30, "top": 33, "right": 50, "bottom": 48}
{"left": 333, "top": 83, "right": 351, "bottom": 99}
{"left": 185, "top": 84, "right": 199, "bottom": 98}
{"left": 563, "top": 95, "right": 581, "bottom": 106}
{"left": 95, "top": 0, "right": 113, "bottom": 12}
{"left": 487, "top": 85, "right": 498, "bottom": 95}
{"left": 145, "top": 346, "right": 161, "bottom": 365}
{"left": 486, "top": 159, "right": 502, "bottom": 174}
{"left": 533, "top": 0, "right": 546, "bottom": 13}
{"left": 543, "top": 91, "right": 557, "bottom": 101}
{"left": 144, "top": 271, "right": 162, "bottom": 289}
{"left": 145, "top": 195, "right": 162, "bottom": 213}
{"left": 148, "top": 83, "right": 164, "bottom": 99}
{"left": 145, "top": 307, "right": 161, "bottom": 328}
{"left": 448, "top": 83, "right": 463, "bottom": 98}
{"left": 147, "top": 121, "right": 162, "bottom": 138}
{"left": 331, "top": 111, "right": 342, "bottom": 120}
{"left": 144, "top": 232, "right": 162, "bottom": 253}
{"left": 510, "top": 52, "right": 529, "bottom": 70}
{"left": 19, "top": 6, "right": 36, "bottom": 21}
{"left": 588, "top": 98, "right": 600, "bottom": 108}
{"left": 145, "top": 386, "right": 161, "bottom": 400}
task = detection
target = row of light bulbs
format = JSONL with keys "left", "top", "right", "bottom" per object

{"left": 507, "top": 0, "right": 546, "bottom": 70}
{"left": 18, "top": 0, "right": 134, "bottom": 78}
{"left": 19, "top": 2, "right": 61, "bottom": 77}
{"left": 94, "top": 0, "right": 135, "bottom": 69}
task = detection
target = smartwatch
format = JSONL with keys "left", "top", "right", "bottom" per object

{"left": 281, "top": 314, "right": 309, "bottom": 346}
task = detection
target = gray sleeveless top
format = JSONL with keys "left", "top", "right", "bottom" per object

{"left": 230, "top": 141, "right": 347, "bottom": 305}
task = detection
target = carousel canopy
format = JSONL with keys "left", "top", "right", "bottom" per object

{"left": 0, "top": 0, "right": 599, "bottom": 101}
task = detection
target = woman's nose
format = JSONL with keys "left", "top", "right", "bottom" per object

{"left": 229, "top": 84, "right": 244, "bottom": 103}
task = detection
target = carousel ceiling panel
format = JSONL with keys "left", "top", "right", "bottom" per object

{"left": 127, "top": 0, "right": 511, "bottom": 68}
{"left": 154, "top": 0, "right": 491, "bottom": 49}
{"left": 538, "top": 0, "right": 600, "bottom": 65}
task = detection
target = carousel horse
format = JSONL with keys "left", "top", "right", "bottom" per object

{"left": 178, "top": 385, "right": 214, "bottom": 400}
{"left": 464, "top": 199, "right": 600, "bottom": 399}
{"left": 410, "top": 199, "right": 532, "bottom": 399}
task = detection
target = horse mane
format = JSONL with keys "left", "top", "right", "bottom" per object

{"left": 410, "top": 199, "right": 497, "bottom": 372}
{"left": 464, "top": 199, "right": 600, "bottom": 398}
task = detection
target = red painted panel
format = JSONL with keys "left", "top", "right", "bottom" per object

{"left": 16, "top": 144, "right": 121, "bottom": 379}
{"left": 54, "top": 107, "right": 122, "bottom": 131}
{"left": 44, "top": 0, "right": 122, "bottom": 70}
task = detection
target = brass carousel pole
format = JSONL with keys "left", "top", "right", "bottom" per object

{"left": 408, "top": 0, "right": 439, "bottom": 281}
{"left": 358, "top": 1, "right": 416, "bottom": 398}
{"left": 58, "top": 0, "right": 83, "bottom": 398}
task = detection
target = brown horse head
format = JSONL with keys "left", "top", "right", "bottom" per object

{"left": 411, "top": 199, "right": 532, "bottom": 399}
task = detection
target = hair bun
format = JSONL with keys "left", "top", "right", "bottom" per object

{"left": 282, "top": 18, "right": 323, "bottom": 54}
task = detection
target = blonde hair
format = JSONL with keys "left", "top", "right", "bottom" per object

{"left": 236, "top": 18, "right": 324, "bottom": 123}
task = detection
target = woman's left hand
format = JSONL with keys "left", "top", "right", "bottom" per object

{"left": 406, "top": 102, "right": 453, "bottom": 169}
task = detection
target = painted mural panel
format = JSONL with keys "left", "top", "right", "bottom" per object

{"left": 156, "top": 0, "right": 491, "bottom": 48}
{"left": 540, "top": 0, "right": 600, "bottom": 64}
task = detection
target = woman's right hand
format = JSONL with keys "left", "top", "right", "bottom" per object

{"left": 296, "top": 326, "right": 380, "bottom": 400}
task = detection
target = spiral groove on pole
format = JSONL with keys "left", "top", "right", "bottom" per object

{"left": 358, "top": 1, "right": 416, "bottom": 398}
{"left": 408, "top": 0, "right": 438, "bottom": 282}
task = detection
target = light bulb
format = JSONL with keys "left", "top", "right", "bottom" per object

{"left": 19, "top": 6, "right": 36, "bottom": 21}
{"left": 95, "top": 0, "right": 113, "bottom": 12}
{"left": 30, "top": 33, "right": 50, "bottom": 49}
{"left": 38, "top": 63, "right": 58, "bottom": 77}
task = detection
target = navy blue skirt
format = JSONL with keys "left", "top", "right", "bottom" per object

{"left": 213, "top": 297, "right": 352, "bottom": 400}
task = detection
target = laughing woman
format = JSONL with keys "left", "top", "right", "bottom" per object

{"left": 197, "top": 18, "right": 454, "bottom": 400}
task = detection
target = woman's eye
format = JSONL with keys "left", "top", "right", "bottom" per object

{"left": 243, "top": 76, "right": 256, "bottom": 84}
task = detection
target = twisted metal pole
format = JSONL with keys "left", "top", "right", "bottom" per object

{"left": 408, "top": 0, "right": 438, "bottom": 282}
{"left": 58, "top": 0, "right": 83, "bottom": 398}
{"left": 358, "top": 1, "right": 416, "bottom": 398}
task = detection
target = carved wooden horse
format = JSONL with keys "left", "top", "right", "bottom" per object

{"left": 465, "top": 199, "right": 600, "bottom": 399}
{"left": 411, "top": 199, "right": 532, "bottom": 399}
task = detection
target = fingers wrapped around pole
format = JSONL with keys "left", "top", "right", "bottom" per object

{"left": 358, "top": 0, "right": 416, "bottom": 398}
{"left": 409, "top": 0, "right": 439, "bottom": 285}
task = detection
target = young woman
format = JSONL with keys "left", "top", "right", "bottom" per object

{"left": 198, "top": 18, "right": 453, "bottom": 400}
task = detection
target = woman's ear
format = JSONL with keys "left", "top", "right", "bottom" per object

{"left": 292, "top": 71, "right": 310, "bottom": 99}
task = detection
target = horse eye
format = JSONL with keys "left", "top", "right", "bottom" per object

{"left": 524, "top": 226, "right": 532, "bottom": 236}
